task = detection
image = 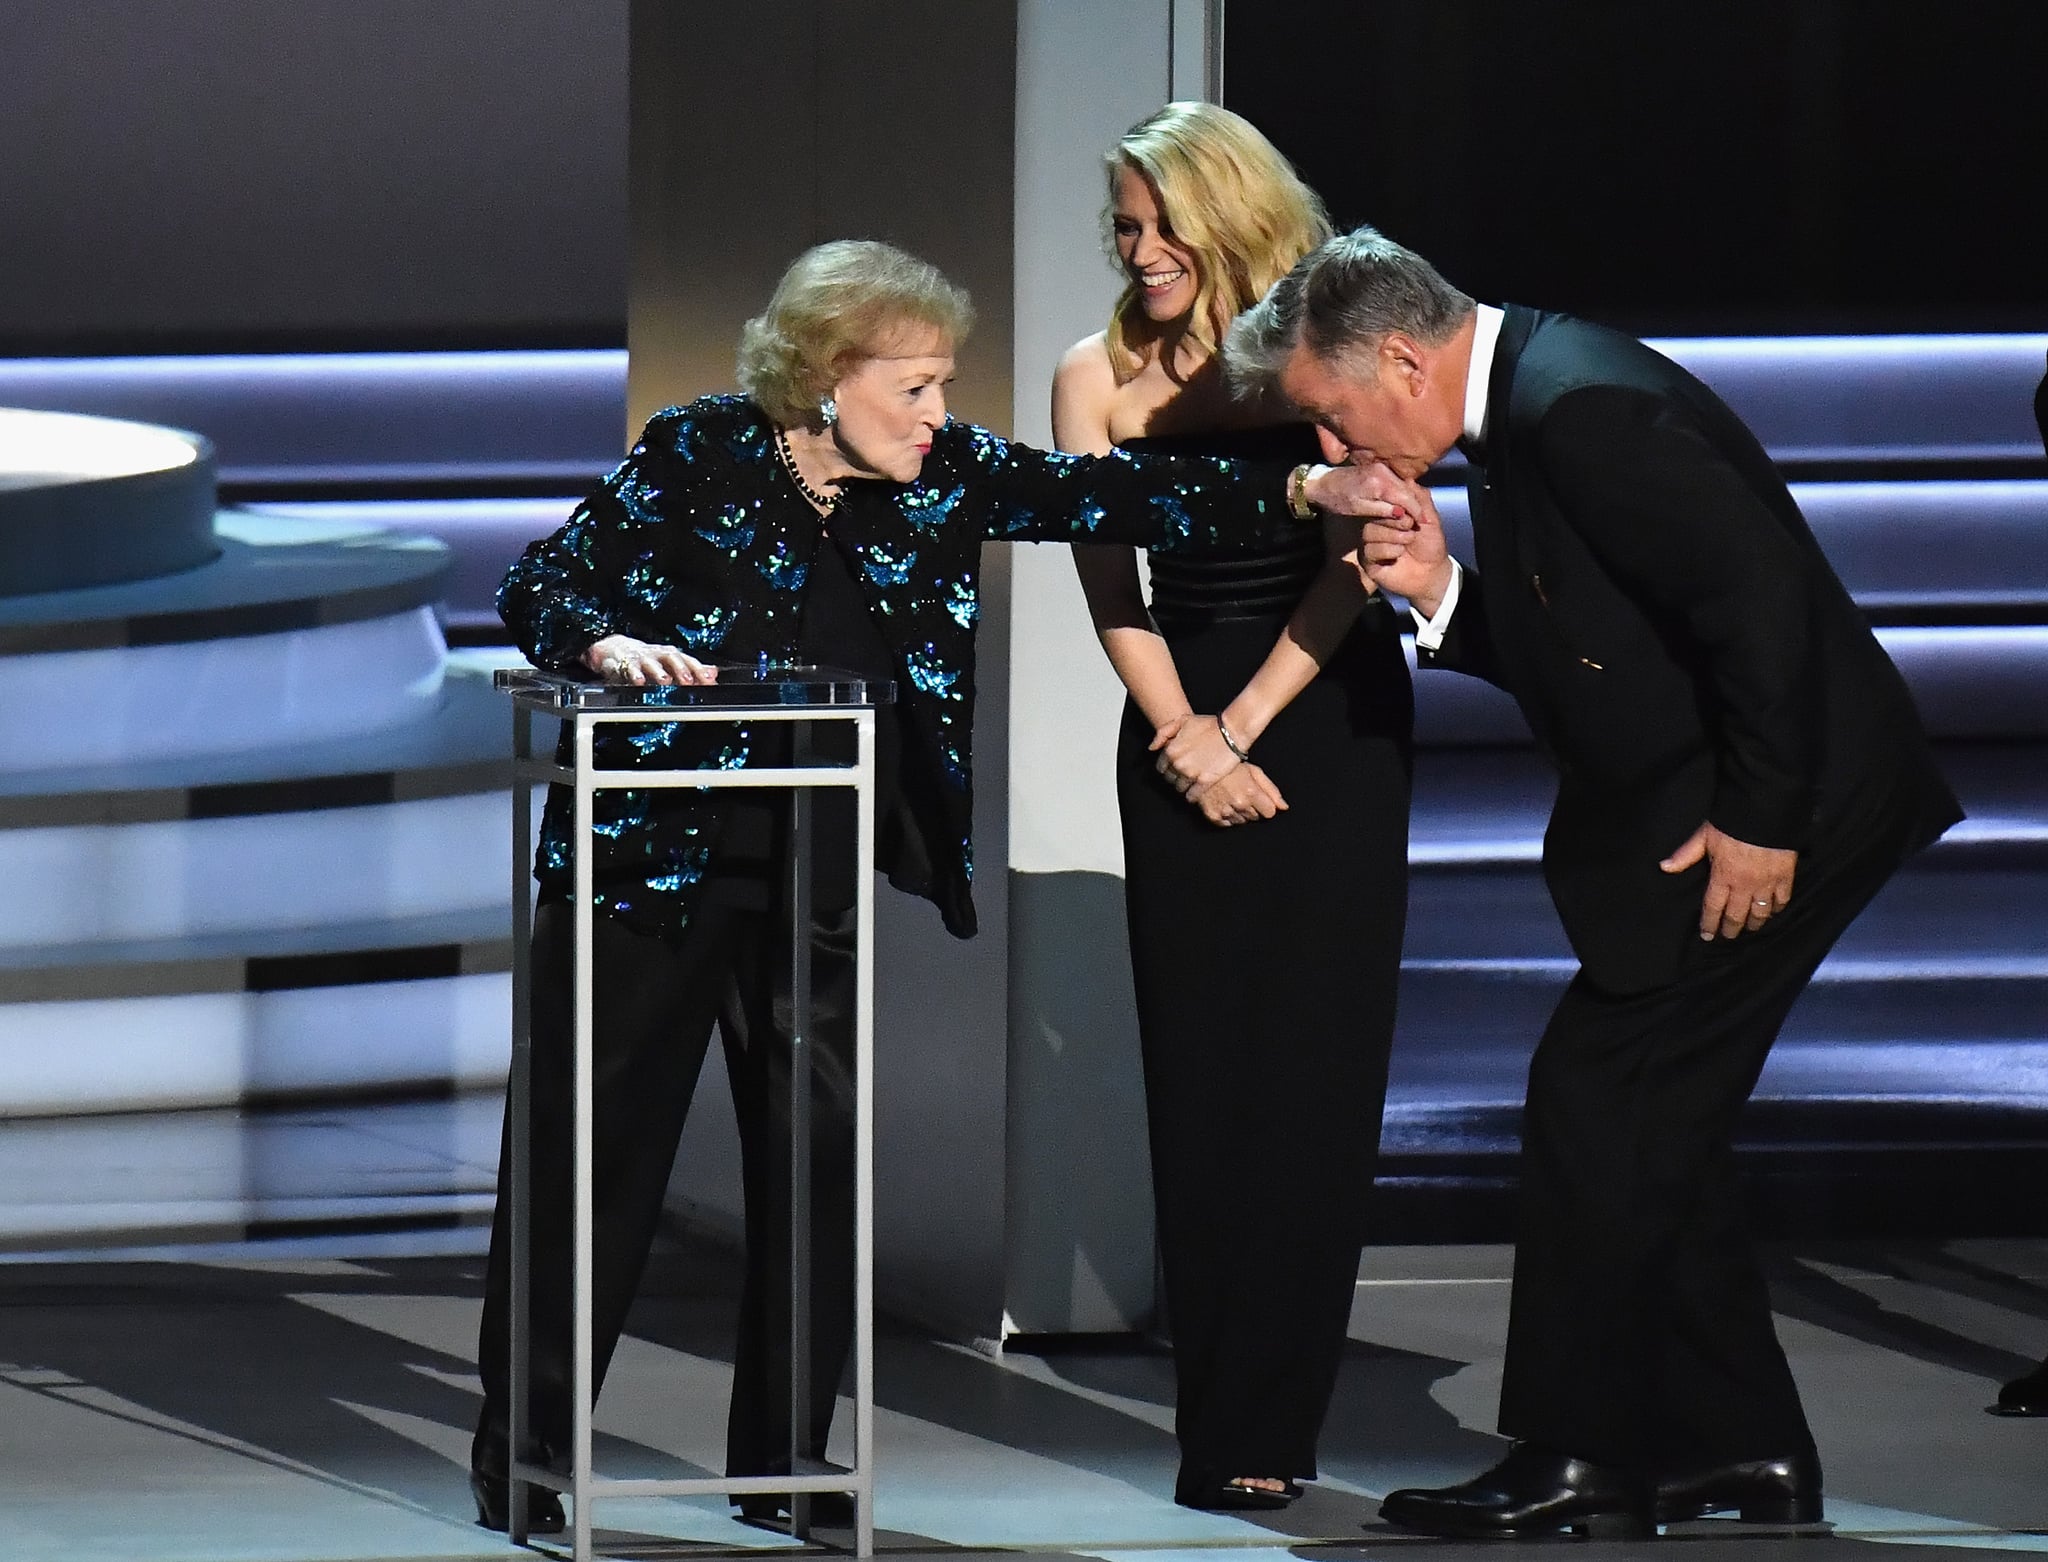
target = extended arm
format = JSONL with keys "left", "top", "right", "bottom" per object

{"left": 948, "top": 422, "right": 1396, "bottom": 551}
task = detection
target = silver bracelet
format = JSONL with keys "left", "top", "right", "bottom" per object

{"left": 1216, "top": 715, "right": 1251, "bottom": 764}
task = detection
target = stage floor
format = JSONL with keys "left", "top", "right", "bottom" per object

{"left": 0, "top": 1238, "right": 2042, "bottom": 1562}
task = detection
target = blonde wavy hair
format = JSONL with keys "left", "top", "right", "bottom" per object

{"left": 737, "top": 240, "right": 974, "bottom": 427}
{"left": 1104, "top": 102, "right": 1331, "bottom": 385}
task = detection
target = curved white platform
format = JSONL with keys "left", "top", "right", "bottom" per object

{"left": 0, "top": 418, "right": 526, "bottom": 1133}
{"left": 0, "top": 407, "right": 218, "bottom": 593}
{"left": 0, "top": 790, "right": 511, "bottom": 949}
{"left": 0, "top": 406, "right": 203, "bottom": 481}
{"left": 0, "top": 972, "right": 511, "bottom": 1117}
{"left": 1, "top": 610, "right": 447, "bottom": 773}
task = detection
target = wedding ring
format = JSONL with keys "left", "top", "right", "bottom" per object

{"left": 606, "top": 656, "right": 631, "bottom": 678}
{"left": 1753, "top": 898, "right": 1772, "bottom": 908}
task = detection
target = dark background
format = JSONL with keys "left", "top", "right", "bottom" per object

{"left": 1226, "top": 0, "right": 2048, "bottom": 336}
{"left": 0, "top": 0, "right": 628, "bottom": 355}
{"left": 3, "top": 2, "right": 2044, "bottom": 354}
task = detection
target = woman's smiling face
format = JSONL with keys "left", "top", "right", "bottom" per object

{"left": 1110, "top": 162, "right": 1199, "bottom": 326}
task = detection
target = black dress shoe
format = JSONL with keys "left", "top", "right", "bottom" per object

{"left": 734, "top": 1490, "right": 857, "bottom": 1527}
{"left": 1379, "top": 1443, "right": 1654, "bottom": 1540}
{"left": 1990, "top": 1358, "right": 2048, "bottom": 1417}
{"left": 1655, "top": 1451, "right": 1822, "bottom": 1524}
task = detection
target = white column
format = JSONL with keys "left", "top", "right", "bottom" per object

{"left": 1003, "top": 0, "right": 1209, "bottom": 1337}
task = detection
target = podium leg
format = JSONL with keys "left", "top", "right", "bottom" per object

{"left": 854, "top": 709, "right": 876, "bottom": 1558}
{"left": 571, "top": 715, "right": 596, "bottom": 1562}
{"left": 787, "top": 727, "right": 815, "bottom": 1539}
{"left": 508, "top": 704, "right": 534, "bottom": 1543}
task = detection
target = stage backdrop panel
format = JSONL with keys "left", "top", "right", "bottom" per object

{"left": 0, "top": 0, "right": 627, "bottom": 353}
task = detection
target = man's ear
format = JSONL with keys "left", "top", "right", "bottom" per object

{"left": 1382, "top": 332, "right": 1429, "bottom": 396}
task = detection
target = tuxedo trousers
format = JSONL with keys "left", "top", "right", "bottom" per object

{"left": 474, "top": 894, "right": 856, "bottom": 1478}
{"left": 1497, "top": 799, "right": 1928, "bottom": 1469}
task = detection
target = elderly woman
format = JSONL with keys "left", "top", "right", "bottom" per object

{"left": 472, "top": 239, "right": 1390, "bottom": 1533}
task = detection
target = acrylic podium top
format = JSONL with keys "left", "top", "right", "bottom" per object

{"left": 492, "top": 664, "right": 894, "bottom": 711}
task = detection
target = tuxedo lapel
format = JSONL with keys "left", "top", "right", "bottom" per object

{"left": 1470, "top": 305, "right": 1537, "bottom": 529}
{"left": 1461, "top": 305, "right": 1539, "bottom": 642}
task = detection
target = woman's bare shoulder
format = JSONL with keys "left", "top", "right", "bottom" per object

{"left": 1052, "top": 332, "right": 1120, "bottom": 453}
{"left": 1054, "top": 331, "right": 1116, "bottom": 391}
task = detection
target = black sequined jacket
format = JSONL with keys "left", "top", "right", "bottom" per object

{"left": 498, "top": 394, "right": 1300, "bottom": 941}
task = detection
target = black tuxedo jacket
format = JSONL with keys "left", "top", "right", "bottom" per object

{"left": 1423, "top": 306, "right": 1959, "bottom": 992}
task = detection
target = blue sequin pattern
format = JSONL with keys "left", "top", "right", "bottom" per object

{"left": 496, "top": 395, "right": 1298, "bottom": 940}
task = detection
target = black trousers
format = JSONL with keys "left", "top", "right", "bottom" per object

{"left": 1497, "top": 801, "right": 1927, "bottom": 1470}
{"left": 474, "top": 893, "right": 856, "bottom": 1478}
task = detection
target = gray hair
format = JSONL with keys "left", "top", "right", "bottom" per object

{"left": 1223, "top": 225, "right": 1475, "bottom": 400}
{"left": 737, "top": 240, "right": 973, "bottom": 428}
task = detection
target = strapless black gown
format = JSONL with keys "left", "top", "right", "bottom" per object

{"left": 1118, "top": 427, "right": 1413, "bottom": 1496}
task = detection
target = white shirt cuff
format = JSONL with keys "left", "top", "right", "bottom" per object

{"left": 1409, "top": 558, "right": 1464, "bottom": 652}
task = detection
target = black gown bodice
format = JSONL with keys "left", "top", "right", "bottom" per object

{"left": 1124, "top": 425, "right": 1326, "bottom": 620}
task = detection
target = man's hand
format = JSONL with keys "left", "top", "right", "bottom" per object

{"left": 1354, "top": 464, "right": 1455, "bottom": 613}
{"left": 1660, "top": 821, "right": 1798, "bottom": 940}
{"left": 1304, "top": 462, "right": 1410, "bottom": 527}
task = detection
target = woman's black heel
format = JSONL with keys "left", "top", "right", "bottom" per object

{"left": 470, "top": 1468, "right": 567, "bottom": 1534}
{"left": 1176, "top": 1475, "right": 1303, "bottom": 1511}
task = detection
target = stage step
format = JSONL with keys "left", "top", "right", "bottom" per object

{"left": 1391, "top": 736, "right": 2048, "bottom": 1187}
{"left": 0, "top": 658, "right": 528, "bottom": 950}
{"left": 243, "top": 496, "right": 570, "bottom": 640}
{"left": 0, "top": 512, "right": 456, "bottom": 771}
{"left": 1428, "top": 480, "right": 2048, "bottom": 626}
{"left": 0, "top": 1093, "right": 500, "bottom": 1255}
{"left": 0, "top": 648, "right": 528, "bottom": 1117}
{"left": 0, "top": 414, "right": 534, "bottom": 1126}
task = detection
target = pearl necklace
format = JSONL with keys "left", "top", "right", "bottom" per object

{"left": 775, "top": 428, "right": 840, "bottom": 513}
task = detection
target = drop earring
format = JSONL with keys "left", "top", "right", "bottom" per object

{"left": 819, "top": 398, "right": 838, "bottom": 427}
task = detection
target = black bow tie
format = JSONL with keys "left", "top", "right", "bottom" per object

{"left": 1455, "top": 434, "right": 1486, "bottom": 467}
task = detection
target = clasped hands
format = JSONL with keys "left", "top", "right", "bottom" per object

{"left": 1139, "top": 465, "right": 1421, "bottom": 830}
{"left": 1151, "top": 714, "right": 1287, "bottom": 828}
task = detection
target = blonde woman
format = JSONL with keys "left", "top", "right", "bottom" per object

{"left": 1052, "top": 103, "right": 1414, "bottom": 1511}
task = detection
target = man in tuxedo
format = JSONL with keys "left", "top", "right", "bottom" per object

{"left": 1225, "top": 228, "right": 1962, "bottom": 1539}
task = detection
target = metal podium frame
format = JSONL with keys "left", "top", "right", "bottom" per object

{"left": 494, "top": 665, "right": 889, "bottom": 1561}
